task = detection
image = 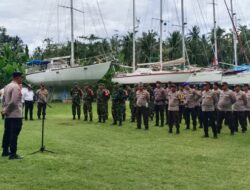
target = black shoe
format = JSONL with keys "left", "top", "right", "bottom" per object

{"left": 169, "top": 129, "right": 173, "bottom": 134}
{"left": 2, "top": 152, "right": 10, "bottom": 157}
{"left": 176, "top": 129, "right": 180, "bottom": 134}
{"left": 185, "top": 127, "right": 190, "bottom": 130}
{"left": 213, "top": 135, "right": 218, "bottom": 139}
{"left": 155, "top": 124, "right": 159, "bottom": 127}
{"left": 193, "top": 128, "right": 197, "bottom": 131}
{"left": 112, "top": 122, "right": 117, "bottom": 125}
{"left": 199, "top": 126, "right": 203, "bottom": 129}
{"left": 230, "top": 132, "right": 234, "bottom": 136}
{"left": 9, "top": 154, "right": 23, "bottom": 160}
{"left": 202, "top": 135, "right": 209, "bottom": 138}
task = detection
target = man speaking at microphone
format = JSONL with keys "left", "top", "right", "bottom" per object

{"left": 2, "top": 71, "right": 23, "bottom": 160}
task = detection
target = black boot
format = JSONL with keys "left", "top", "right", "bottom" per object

{"left": 169, "top": 127, "right": 173, "bottom": 134}
{"left": 73, "top": 115, "right": 76, "bottom": 120}
{"left": 112, "top": 121, "right": 117, "bottom": 125}
{"left": 176, "top": 128, "right": 180, "bottom": 134}
{"left": 119, "top": 120, "right": 122, "bottom": 127}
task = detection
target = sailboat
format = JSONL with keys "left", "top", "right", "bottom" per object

{"left": 187, "top": 0, "right": 223, "bottom": 84}
{"left": 221, "top": 0, "right": 250, "bottom": 85}
{"left": 26, "top": 0, "right": 111, "bottom": 87}
{"left": 112, "top": 0, "right": 194, "bottom": 85}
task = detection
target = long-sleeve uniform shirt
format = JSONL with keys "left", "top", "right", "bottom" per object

{"left": 201, "top": 90, "right": 218, "bottom": 112}
{"left": 245, "top": 91, "right": 250, "bottom": 111}
{"left": 3, "top": 81, "right": 22, "bottom": 118}
{"left": 217, "top": 90, "right": 236, "bottom": 111}
{"left": 154, "top": 87, "right": 165, "bottom": 106}
{"left": 36, "top": 89, "right": 49, "bottom": 104}
{"left": 168, "top": 91, "right": 181, "bottom": 111}
{"left": 136, "top": 90, "right": 150, "bottom": 107}
{"left": 184, "top": 89, "right": 200, "bottom": 108}
{"left": 233, "top": 91, "right": 247, "bottom": 112}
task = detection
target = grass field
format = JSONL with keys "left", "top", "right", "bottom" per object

{"left": 1, "top": 103, "right": 250, "bottom": 190}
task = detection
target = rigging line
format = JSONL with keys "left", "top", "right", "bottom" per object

{"left": 224, "top": 0, "right": 249, "bottom": 64}
{"left": 86, "top": 3, "right": 107, "bottom": 57}
{"left": 193, "top": 0, "right": 210, "bottom": 66}
{"left": 196, "top": 0, "right": 212, "bottom": 65}
{"left": 96, "top": 0, "right": 115, "bottom": 56}
{"left": 235, "top": 2, "right": 250, "bottom": 53}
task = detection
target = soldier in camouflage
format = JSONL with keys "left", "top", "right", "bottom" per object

{"left": 127, "top": 85, "right": 137, "bottom": 122}
{"left": 83, "top": 85, "right": 94, "bottom": 121}
{"left": 70, "top": 83, "right": 83, "bottom": 120}
{"left": 112, "top": 83, "right": 126, "bottom": 126}
{"left": 97, "top": 83, "right": 110, "bottom": 123}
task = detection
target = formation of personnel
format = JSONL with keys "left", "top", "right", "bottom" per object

{"left": 68, "top": 81, "right": 250, "bottom": 139}
{"left": 3, "top": 71, "right": 250, "bottom": 160}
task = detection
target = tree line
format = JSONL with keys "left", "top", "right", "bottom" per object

{"left": 1, "top": 25, "right": 250, "bottom": 87}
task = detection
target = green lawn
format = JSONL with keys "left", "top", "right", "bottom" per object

{"left": 0, "top": 103, "right": 250, "bottom": 190}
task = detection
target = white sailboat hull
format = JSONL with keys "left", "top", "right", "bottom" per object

{"left": 222, "top": 71, "right": 250, "bottom": 85}
{"left": 26, "top": 62, "right": 111, "bottom": 87}
{"left": 112, "top": 71, "right": 191, "bottom": 84}
{"left": 187, "top": 70, "right": 222, "bottom": 83}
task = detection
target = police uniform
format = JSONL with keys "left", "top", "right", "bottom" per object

{"left": 201, "top": 89, "right": 218, "bottom": 138}
{"left": 154, "top": 86, "right": 165, "bottom": 127}
{"left": 36, "top": 86, "right": 49, "bottom": 120}
{"left": 70, "top": 86, "right": 83, "bottom": 120}
{"left": 136, "top": 87, "right": 150, "bottom": 130}
{"left": 233, "top": 90, "right": 247, "bottom": 132}
{"left": 168, "top": 89, "right": 181, "bottom": 134}
{"left": 184, "top": 87, "right": 200, "bottom": 130}
{"left": 2, "top": 72, "right": 23, "bottom": 159}
{"left": 217, "top": 89, "right": 236, "bottom": 135}
{"left": 83, "top": 87, "right": 94, "bottom": 121}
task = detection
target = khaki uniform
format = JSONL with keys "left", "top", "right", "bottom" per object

{"left": 136, "top": 90, "right": 150, "bottom": 130}
{"left": 168, "top": 91, "right": 181, "bottom": 133}
{"left": 233, "top": 91, "right": 247, "bottom": 132}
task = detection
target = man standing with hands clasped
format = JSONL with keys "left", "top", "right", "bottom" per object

{"left": 136, "top": 83, "right": 150, "bottom": 130}
{"left": 2, "top": 72, "right": 23, "bottom": 160}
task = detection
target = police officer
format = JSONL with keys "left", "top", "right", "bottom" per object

{"left": 178, "top": 84, "right": 186, "bottom": 124}
{"left": 164, "top": 82, "right": 172, "bottom": 125}
{"left": 233, "top": 85, "right": 247, "bottom": 133}
{"left": 145, "top": 84, "right": 154, "bottom": 121}
{"left": 70, "top": 83, "right": 83, "bottom": 120}
{"left": 136, "top": 83, "right": 150, "bottom": 130}
{"left": 194, "top": 85, "right": 203, "bottom": 128}
{"left": 168, "top": 84, "right": 181, "bottom": 134}
{"left": 244, "top": 84, "right": 250, "bottom": 128}
{"left": 83, "top": 85, "right": 94, "bottom": 121}
{"left": 2, "top": 72, "right": 23, "bottom": 159}
{"left": 122, "top": 86, "right": 128, "bottom": 121}
{"left": 154, "top": 81, "right": 165, "bottom": 127}
{"left": 201, "top": 82, "right": 218, "bottom": 138}
{"left": 97, "top": 83, "right": 110, "bottom": 123}
{"left": 217, "top": 82, "right": 236, "bottom": 135}
{"left": 184, "top": 83, "right": 200, "bottom": 131}
{"left": 36, "top": 83, "right": 49, "bottom": 120}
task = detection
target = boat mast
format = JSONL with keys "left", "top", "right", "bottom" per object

{"left": 181, "top": 0, "right": 186, "bottom": 66}
{"left": 212, "top": 0, "right": 218, "bottom": 66}
{"left": 132, "top": 0, "right": 136, "bottom": 72}
{"left": 70, "top": 0, "right": 75, "bottom": 67}
{"left": 159, "top": 0, "right": 163, "bottom": 71}
{"left": 230, "top": 0, "right": 238, "bottom": 66}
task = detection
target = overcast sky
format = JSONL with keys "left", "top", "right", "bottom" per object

{"left": 1, "top": 0, "right": 250, "bottom": 52}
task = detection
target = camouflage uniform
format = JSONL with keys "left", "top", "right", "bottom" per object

{"left": 83, "top": 87, "right": 94, "bottom": 121}
{"left": 97, "top": 88, "right": 110, "bottom": 123}
{"left": 71, "top": 87, "right": 82, "bottom": 120}
{"left": 128, "top": 87, "right": 137, "bottom": 122}
{"left": 112, "top": 86, "right": 126, "bottom": 126}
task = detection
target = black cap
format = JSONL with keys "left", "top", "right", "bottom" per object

{"left": 12, "top": 71, "right": 23, "bottom": 78}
